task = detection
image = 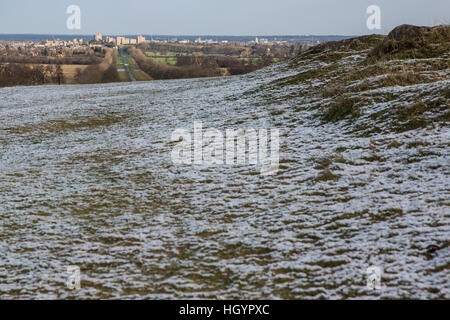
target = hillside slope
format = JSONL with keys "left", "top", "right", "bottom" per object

{"left": 243, "top": 24, "right": 449, "bottom": 135}
{"left": 0, "top": 25, "right": 448, "bottom": 299}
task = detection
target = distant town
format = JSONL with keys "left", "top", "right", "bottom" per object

{"left": 0, "top": 32, "right": 333, "bottom": 53}
{"left": 93, "top": 33, "right": 322, "bottom": 46}
{"left": 0, "top": 33, "right": 352, "bottom": 44}
{"left": 0, "top": 33, "right": 352, "bottom": 87}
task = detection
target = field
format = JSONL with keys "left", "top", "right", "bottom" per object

{"left": 145, "top": 51, "right": 280, "bottom": 66}
{"left": 150, "top": 56, "right": 178, "bottom": 65}
{"left": 61, "top": 65, "right": 89, "bottom": 84}
{"left": 145, "top": 51, "right": 178, "bottom": 65}
{"left": 0, "top": 25, "right": 448, "bottom": 299}
{"left": 0, "top": 63, "right": 90, "bottom": 84}
{"left": 117, "top": 51, "right": 152, "bottom": 81}
{"left": 116, "top": 54, "right": 131, "bottom": 82}
{"left": 239, "top": 57, "right": 280, "bottom": 63}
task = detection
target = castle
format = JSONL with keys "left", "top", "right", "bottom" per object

{"left": 93, "top": 33, "right": 146, "bottom": 46}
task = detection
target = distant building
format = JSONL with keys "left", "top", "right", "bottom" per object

{"left": 137, "top": 35, "right": 146, "bottom": 44}
{"left": 112, "top": 35, "right": 145, "bottom": 46}
{"left": 94, "top": 33, "right": 102, "bottom": 42}
{"left": 116, "top": 37, "right": 124, "bottom": 45}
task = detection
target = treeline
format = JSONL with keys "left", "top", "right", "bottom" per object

{"left": 176, "top": 55, "right": 273, "bottom": 75}
{"left": 139, "top": 43, "right": 245, "bottom": 56}
{"left": 0, "top": 48, "right": 120, "bottom": 87}
{"left": 0, "top": 64, "right": 64, "bottom": 87}
{"left": 129, "top": 47, "right": 273, "bottom": 80}
{"left": 138, "top": 42, "right": 295, "bottom": 59}
{"left": 129, "top": 47, "right": 222, "bottom": 79}
{"left": 0, "top": 55, "right": 102, "bottom": 65}
{"left": 73, "top": 48, "right": 120, "bottom": 84}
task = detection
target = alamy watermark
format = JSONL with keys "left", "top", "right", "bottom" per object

{"left": 66, "top": 5, "right": 81, "bottom": 30}
{"left": 366, "top": 5, "right": 381, "bottom": 30}
{"left": 66, "top": 265, "right": 81, "bottom": 290}
{"left": 171, "top": 121, "right": 280, "bottom": 175}
{"left": 366, "top": 266, "right": 382, "bottom": 290}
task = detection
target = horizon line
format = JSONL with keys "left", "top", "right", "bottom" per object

{"left": 0, "top": 33, "right": 366, "bottom": 37}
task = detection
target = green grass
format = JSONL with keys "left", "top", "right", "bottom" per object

{"left": 239, "top": 57, "right": 262, "bottom": 62}
{"left": 145, "top": 51, "right": 178, "bottom": 65}
{"left": 145, "top": 51, "right": 279, "bottom": 66}
{"left": 145, "top": 51, "right": 177, "bottom": 57}
{"left": 151, "top": 57, "right": 178, "bottom": 65}
{"left": 118, "top": 51, "right": 152, "bottom": 81}
{"left": 116, "top": 52, "right": 131, "bottom": 82}
{"left": 239, "top": 58, "right": 279, "bottom": 63}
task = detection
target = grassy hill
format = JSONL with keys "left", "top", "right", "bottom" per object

{"left": 244, "top": 24, "right": 449, "bottom": 135}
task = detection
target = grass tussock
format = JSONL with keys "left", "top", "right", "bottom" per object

{"left": 392, "top": 99, "right": 449, "bottom": 132}
{"left": 322, "top": 96, "right": 361, "bottom": 122}
{"left": 444, "top": 86, "right": 450, "bottom": 100}
{"left": 313, "top": 155, "right": 344, "bottom": 182}
{"left": 322, "top": 83, "right": 345, "bottom": 98}
{"left": 315, "top": 168, "right": 340, "bottom": 182}
{"left": 396, "top": 102, "right": 429, "bottom": 122}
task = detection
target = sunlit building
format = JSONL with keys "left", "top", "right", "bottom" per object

{"left": 137, "top": 35, "right": 146, "bottom": 44}
{"left": 94, "top": 33, "right": 102, "bottom": 42}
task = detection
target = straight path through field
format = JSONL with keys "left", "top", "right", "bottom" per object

{"left": 121, "top": 53, "right": 136, "bottom": 82}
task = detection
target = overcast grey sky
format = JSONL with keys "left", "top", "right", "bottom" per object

{"left": 0, "top": 0, "right": 448, "bottom": 35}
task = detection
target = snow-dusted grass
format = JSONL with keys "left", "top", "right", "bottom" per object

{"left": 0, "top": 30, "right": 448, "bottom": 299}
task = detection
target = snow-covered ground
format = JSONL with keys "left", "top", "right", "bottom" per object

{"left": 0, "top": 44, "right": 448, "bottom": 299}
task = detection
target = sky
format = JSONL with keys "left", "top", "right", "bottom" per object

{"left": 0, "top": 0, "right": 448, "bottom": 36}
